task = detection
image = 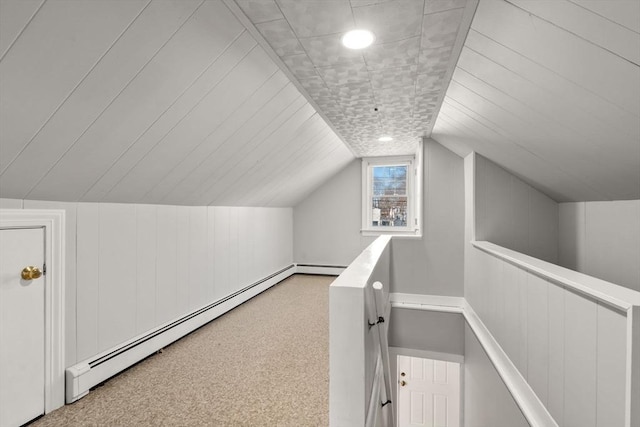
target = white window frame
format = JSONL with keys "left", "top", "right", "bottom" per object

{"left": 361, "top": 155, "right": 419, "bottom": 236}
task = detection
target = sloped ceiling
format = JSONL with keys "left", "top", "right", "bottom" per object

{"left": 1, "top": 0, "right": 638, "bottom": 206}
{"left": 0, "top": 0, "right": 353, "bottom": 207}
{"left": 235, "top": 0, "right": 473, "bottom": 156}
{"left": 432, "top": 0, "right": 640, "bottom": 202}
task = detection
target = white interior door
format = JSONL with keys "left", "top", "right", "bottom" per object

{"left": 397, "top": 355, "right": 460, "bottom": 427}
{"left": 0, "top": 227, "right": 45, "bottom": 427}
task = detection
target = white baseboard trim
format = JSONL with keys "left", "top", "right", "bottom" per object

{"left": 66, "top": 264, "right": 296, "bottom": 404}
{"left": 295, "top": 263, "right": 346, "bottom": 276}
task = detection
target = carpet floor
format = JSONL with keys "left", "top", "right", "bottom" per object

{"left": 31, "top": 274, "right": 334, "bottom": 427}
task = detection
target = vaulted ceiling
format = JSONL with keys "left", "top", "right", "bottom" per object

{"left": 1, "top": 0, "right": 638, "bottom": 205}
{"left": 0, "top": 0, "right": 353, "bottom": 207}
{"left": 235, "top": 0, "right": 473, "bottom": 156}
{"left": 432, "top": 0, "right": 640, "bottom": 201}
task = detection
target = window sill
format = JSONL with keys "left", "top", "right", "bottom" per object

{"left": 361, "top": 229, "right": 422, "bottom": 238}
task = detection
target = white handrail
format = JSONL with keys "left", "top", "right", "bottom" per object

{"left": 472, "top": 241, "right": 640, "bottom": 310}
{"left": 391, "top": 296, "right": 559, "bottom": 427}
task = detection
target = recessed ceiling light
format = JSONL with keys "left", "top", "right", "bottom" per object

{"left": 378, "top": 136, "right": 393, "bottom": 142}
{"left": 341, "top": 29, "right": 375, "bottom": 49}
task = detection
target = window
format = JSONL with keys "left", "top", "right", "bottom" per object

{"left": 362, "top": 156, "right": 419, "bottom": 235}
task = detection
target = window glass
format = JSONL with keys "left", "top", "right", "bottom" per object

{"left": 371, "top": 165, "right": 408, "bottom": 227}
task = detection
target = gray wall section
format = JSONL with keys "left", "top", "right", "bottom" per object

{"left": 475, "top": 154, "right": 559, "bottom": 263}
{"left": 293, "top": 159, "right": 376, "bottom": 266}
{"left": 464, "top": 324, "right": 530, "bottom": 427}
{"left": 559, "top": 200, "right": 640, "bottom": 291}
{"left": 391, "top": 140, "right": 465, "bottom": 296}
{"left": 293, "top": 139, "right": 465, "bottom": 296}
{"left": 388, "top": 309, "right": 465, "bottom": 356}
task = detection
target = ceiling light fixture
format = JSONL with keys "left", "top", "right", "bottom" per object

{"left": 341, "top": 29, "right": 375, "bottom": 49}
{"left": 378, "top": 136, "right": 393, "bottom": 142}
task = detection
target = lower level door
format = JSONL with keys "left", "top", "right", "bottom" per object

{"left": 397, "top": 355, "right": 460, "bottom": 427}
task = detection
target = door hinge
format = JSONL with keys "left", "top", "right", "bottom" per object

{"left": 43, "top": 263, "right": 47, "bottom": 276}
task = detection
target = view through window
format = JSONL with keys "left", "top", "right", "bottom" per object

{"left": 371, "top": 165, "right": 408, "bottom": 227}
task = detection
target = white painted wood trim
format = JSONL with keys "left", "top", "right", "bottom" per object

{"left": 365, "top": 353, "right": 384, "bottom": 427}
{"left": 464, "top": 153, "right": 476, "bottom": 241}
{"left": 331, "top": 235, "right": 391, "bottom": 290}
{"left": 373, "top": 282, "right": 394, "bottom": 424}
{"left": 330, "top": 235, "right": 392, "bottom": 426}
{"left": 0, "top": 209, "right": 65, "bottom": 413}
{"left": 330, "top": 285, "right": 367, "bottom": 426}
{"left": 361, "top": 156, "right": 417, "bottom": 236}
{"left": 390, "top": 293, "right": 465, "bottom": 308}
{"left": 473, "top": 240, "right": 640, "bottom": 310}
{"left": 221, "top": 0, "right": 358, "bottom": 158}
{"left": 462, "top": 301, "right": 558, "bottom": 427}
{"left": 626, "top": 306, "right": 640, "bottom": 427}
{"left": 391, "top": 302, "right": 463, "bottom": 314}
{"left": 66, "top": 264, "right": 296, "bottom": 403}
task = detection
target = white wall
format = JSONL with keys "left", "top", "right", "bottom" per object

{"left": 0, "top": 199, "right": 293, "bottom": 367}
{"left": 475, "top": 154, "right": 558, "bottom": 263}
{"left": 464, "top": 324, "right": 529, "bottom": 427}
{"left": 559, "top": 200, "right": 640, "bottom": 291}
{"left": 294, "top": 139, "right": 465, "bottom": 296}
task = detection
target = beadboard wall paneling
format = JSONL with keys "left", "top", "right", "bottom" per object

{"left": 467, "top": 248, "right": 628, "bottom": 427}
{"left": 0, "top": 0, "right": 44, "bottom": 59}
{"left": 432, "top": 0, "right": 640, "bottom": 202}
{"left": 559, "top": 200, "right": 640, "bottom": 292}
{"left": 0, "top": 0, "right": 352, "bottom": 207}
{"left": 0, "top": 199, "right": 293, "bottom": 366}
{"left": 464, "top": 152, "right": 630, "bottom": 427}
{"left": 475, "top": 154, "right": 558, "bottom": 263}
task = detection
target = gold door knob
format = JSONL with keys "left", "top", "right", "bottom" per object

{"left": 21, "top": 266, "right": 42, "bottom": 280}
{"left": 400, "top": 380, "right": 407, "bottom": 387}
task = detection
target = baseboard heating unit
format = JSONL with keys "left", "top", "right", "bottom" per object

{"left": 66, "top": 264, "right": 296, "bottom": 403}
{"left": 295, "top": 263, "right": 346, "bottom": 276}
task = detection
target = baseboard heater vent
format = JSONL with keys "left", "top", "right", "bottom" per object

{"left": 295, "top": 263, "right": 347, "bottom": 276}
{"left": 66, "top": 264, "right": 296, "bottom": 403}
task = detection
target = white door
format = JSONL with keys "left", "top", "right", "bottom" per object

{"left": 397, "top": 355, "right": 460, "bottom": 427}
{"left": 0, "top": 227, "right": 45, "bottom": 427}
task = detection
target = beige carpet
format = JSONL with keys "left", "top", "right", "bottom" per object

{"left": 32, "top": 274, "right": 334, "bottom": 427}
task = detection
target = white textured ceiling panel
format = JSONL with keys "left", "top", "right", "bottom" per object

{"left": 0, "top": 0, "right": 353, "bottom": 207}
{"left": 432, "top": 0, "right": 640, "bottom": 202}
{"left": 236, "top": 0, "right": 475, "bottom": 156}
